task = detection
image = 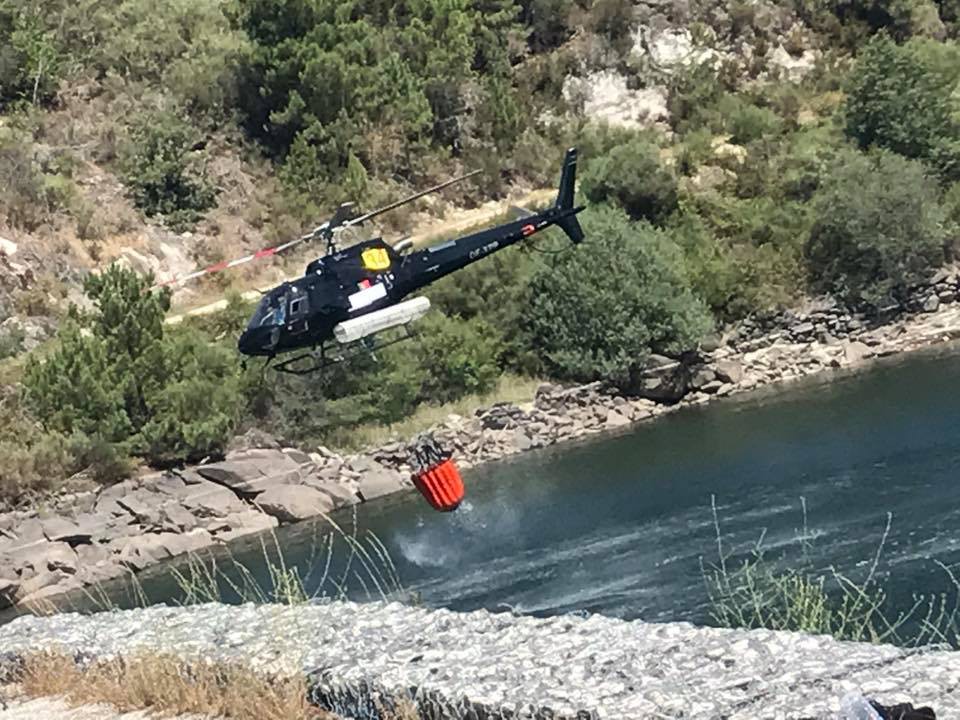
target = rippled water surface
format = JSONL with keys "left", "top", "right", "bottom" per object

{"left": 109, "top": 344, "right": 960, "bottom": 624}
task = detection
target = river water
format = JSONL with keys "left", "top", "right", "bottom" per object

{"left": 93, "top": 344, "right": 960, "bottom": 627}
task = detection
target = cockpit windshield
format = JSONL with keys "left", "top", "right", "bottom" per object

{"left": 247, "top": 290, "right": 288, "bottom": 330}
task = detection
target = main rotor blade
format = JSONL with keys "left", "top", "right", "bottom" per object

{"left": 150, "top": 168, "right": 480, "bottom": 290}
{"left": 342, "top": 169, "right": 481, "bottom": 230}
{"left": 150, "top": 235, "right": 308, "bottom": 290}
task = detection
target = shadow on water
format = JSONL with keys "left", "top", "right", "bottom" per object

{"left": 19, "top": 341, "right": 960, "bottom": 628}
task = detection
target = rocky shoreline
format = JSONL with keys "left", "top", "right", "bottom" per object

{"left": 0, "top": 601, "right": 957, "bottom": 718}
{"left": 3, "top": 267, "right": 960, "bottom": 613}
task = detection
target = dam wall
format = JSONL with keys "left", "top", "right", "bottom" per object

{"left": 0, "top": 601, "right": 956, "bottom": 719}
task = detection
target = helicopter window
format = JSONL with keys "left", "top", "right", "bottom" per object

{"left": 290, "top": 298, "right": 303, "bottom": 316}
{"left": 248, "top": 294, "right": 287, "bottom": 329}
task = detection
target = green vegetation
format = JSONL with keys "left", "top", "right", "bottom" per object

{"left": 523, "top": 206, "right": 713, "bottom": 391}
{"left": 704, "top": 499, "right": 960, "bottom": 648}
{"left": 806, "top": 150, "right": 949, "bottom": 307}
{"left": 844, "top": 33, "right": 960, "bottom": 180}
{"left": 120, "top": 111, "right": 218, "bottom": 231}
{"left": 22, "top": 266, "right": 243, "bottom": 481}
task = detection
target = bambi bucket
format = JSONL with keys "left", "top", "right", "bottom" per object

{"left": 413, "top": 458, "right": 465, "bottom": 512}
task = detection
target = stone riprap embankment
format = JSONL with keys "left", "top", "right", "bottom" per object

{"left": 4, "top": 270, "right": 960, "bottom": 611}
{"left": 0, "top": 601, "right": 957, "bottom": 719}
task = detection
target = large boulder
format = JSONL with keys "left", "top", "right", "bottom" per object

{"left": 196, "top": 449, "right": 303, "bottom": 496}
{"left": 298, "top": 479, "right": 359, "bottom": 510}
{"left": 714, "top": 359, "right": 743, "bottom": 385}
{"left": 843, "top": 340, "right": 873, "bottom": 365}
{"left": 115, "top": 535, "right": 174, "bottom": 572}
{"left": 9, "top": 541, "right": 78, "bottom": 578}
{"left": 355, "top": 464, "right": 409, "bottom": 502}
{"left": 255, "top": 486, "right": 336, "bottom": 524}
{"left": 211, "top": 510, "right": 278, "bottom": 544}
{"left": 628, "top": 354, "right": 692, "bottom": 404}
{"left": 39, "top": 517, "right": 93, "bottom": 546}
{"left": 176, "top": 479, "right": 247, "bottom": 518}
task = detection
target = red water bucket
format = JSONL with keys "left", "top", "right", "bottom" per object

{"left": 413, "top": 457, "right": 465, "bottom": 512}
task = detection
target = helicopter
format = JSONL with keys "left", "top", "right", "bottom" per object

{"left": 156, "top": 148, "right": 584, "bottom": 375}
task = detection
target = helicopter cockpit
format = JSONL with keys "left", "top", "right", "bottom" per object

{"left": 247, "top": 287, "right": 289, "bottom": 330}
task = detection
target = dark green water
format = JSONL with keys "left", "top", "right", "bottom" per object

{"left": 71, "top": 343, "right": 960, "bottom": 625}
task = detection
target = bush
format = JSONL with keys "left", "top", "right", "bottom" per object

{"left": 805, "top": 150, "right": 949, "bottom": 307}
{"left": 844, "top": 33, "right": 960, "bottom": 180}
{"left": 714, "top": 94, "right": 784, "bottom": 145}
{"left": 0, "top": 1, "right": 61, "bottom": 106}
{"left": 416, "top": 313, "right": 503, "bottom": 404}
{"left": 120, "top": 110, "right": 217, "bottom": 231}
{"left": 0, "top": 388, "right": 70, "bottom": 505}
{"left": 581, "top": 137, "right": 679, "bottom": 224}
{"left": 425, "top": 243, "right": 534, "bottom": 366}
{"left": 24, "top": 265, "right": 243, "bottom": 473}
{"left": 522, "top": 205, "right": 713, "bottom": 391}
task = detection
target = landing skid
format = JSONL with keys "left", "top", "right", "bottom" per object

{"left": 272, "top": 327, "right": 418, "bottom": 376}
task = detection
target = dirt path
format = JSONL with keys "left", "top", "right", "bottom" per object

{"left": 164, "top": 187, "right": 555, "bottom": 326}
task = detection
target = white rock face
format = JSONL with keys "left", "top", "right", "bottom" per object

{"left": 563, "top": 71, "right": 670, "bottom": 130}
{"left": 637, "top": 27, "right": 719, "bottom": 68}
{"left": 0, "top": 236, "right": 17, "bottom": 256}
{"left": 767, "top": 44, "right": 819, "bottom": 81}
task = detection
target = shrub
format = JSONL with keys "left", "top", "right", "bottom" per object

{"left": 425, "top": 243, "right": 534, "bottom": 366}
{"left": 844, "top": 33, "right": 960, "bottom": 180}
{"left": 714, "top": 94, "right": 784, "bottom": 145}
{"left": 581, "top": 137, "right": 679, "bottom": 225}
{"left": 0, "top": 132, "right": 73, "bottom": 231}
{"left": 416, "top": 313, "right": 503, "bottom": 404}
{"left": 0, "top": 388, "right": 70, "bottom": 505}
{"left": 120, "top": 110, "right": 217, "bottom": 231}
{"left": 805, "top": 150, "right": 949, "bottom": 307}
{"left": 522, "top": 205, "right": 713, "bottom": 391}
{"left": 24, "top": 265, "right": 243, "bottom": 473}
{"left": 0, "top": 1, "right": 61, "bottom": 106}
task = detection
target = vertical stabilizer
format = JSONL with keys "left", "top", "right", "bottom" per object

{"left": 554, "top": 147, "right": 584, "bottom": 244}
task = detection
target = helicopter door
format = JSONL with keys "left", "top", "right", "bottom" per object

{"left": 287, "top": 294, "right": 310, "bottom": 335}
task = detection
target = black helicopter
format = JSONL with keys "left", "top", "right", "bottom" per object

{"left": 158, "top": 148, "right": 584, "bottom": 374}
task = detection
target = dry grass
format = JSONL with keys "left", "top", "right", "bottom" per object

{"left": 329, "top": 373, "right": 544, "bottom": 451}
{"left": 12, "top": 651, "right": 331, "bottom": 720}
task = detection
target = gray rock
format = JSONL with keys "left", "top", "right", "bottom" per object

{"left": 160, "top": 502, "right": 199, "bottom": 532}
{"left": 212, "top": 510, "right": 278, "bottom": 544}
{"left": 923, "top": 295, "right": 940, "bottom": 313}
{"left": 605, "top": 410, "right": 632, "bottom": 428}
{"left": 356, "top": 465, "right": 409, "bottom": 502}
{"left": 843, "top": 340, "right": 873, "bottom": 365}
{"left": 714, "top": 359, "right": 743, "bottom": 385}
{"left": 689, "top": 367, "right": 716, "bottom": 390}
{"left": 303, "top": 481, "right": 360, "bottom": 510}
{"left": 40, "top": 517, "right": 92, "bottom": 546}
{"left": 177, "top": 480, "right": 247, "bottom": 518}
{"left": 2, "top": 602, "right": 958, "bottom": 719}
{"left": 117, "top": 492, "right": 163, "bottom": 526}
{"left": 14, "top": 569, "right": 70, "bottom": 602}
{"left": 701, "top": 380, "right": 724, "bottom": 394}
{"left": 255, "top": 486, "right": 336, "bottom": 524}
{"left": 115, "top": 535, "right": 173, "bottom": 572}
{"left": 155, "top": 530, "right": 215, "bottom": 558}
{"left": 196, "top": 449, "right": 303, "bottom": 496}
